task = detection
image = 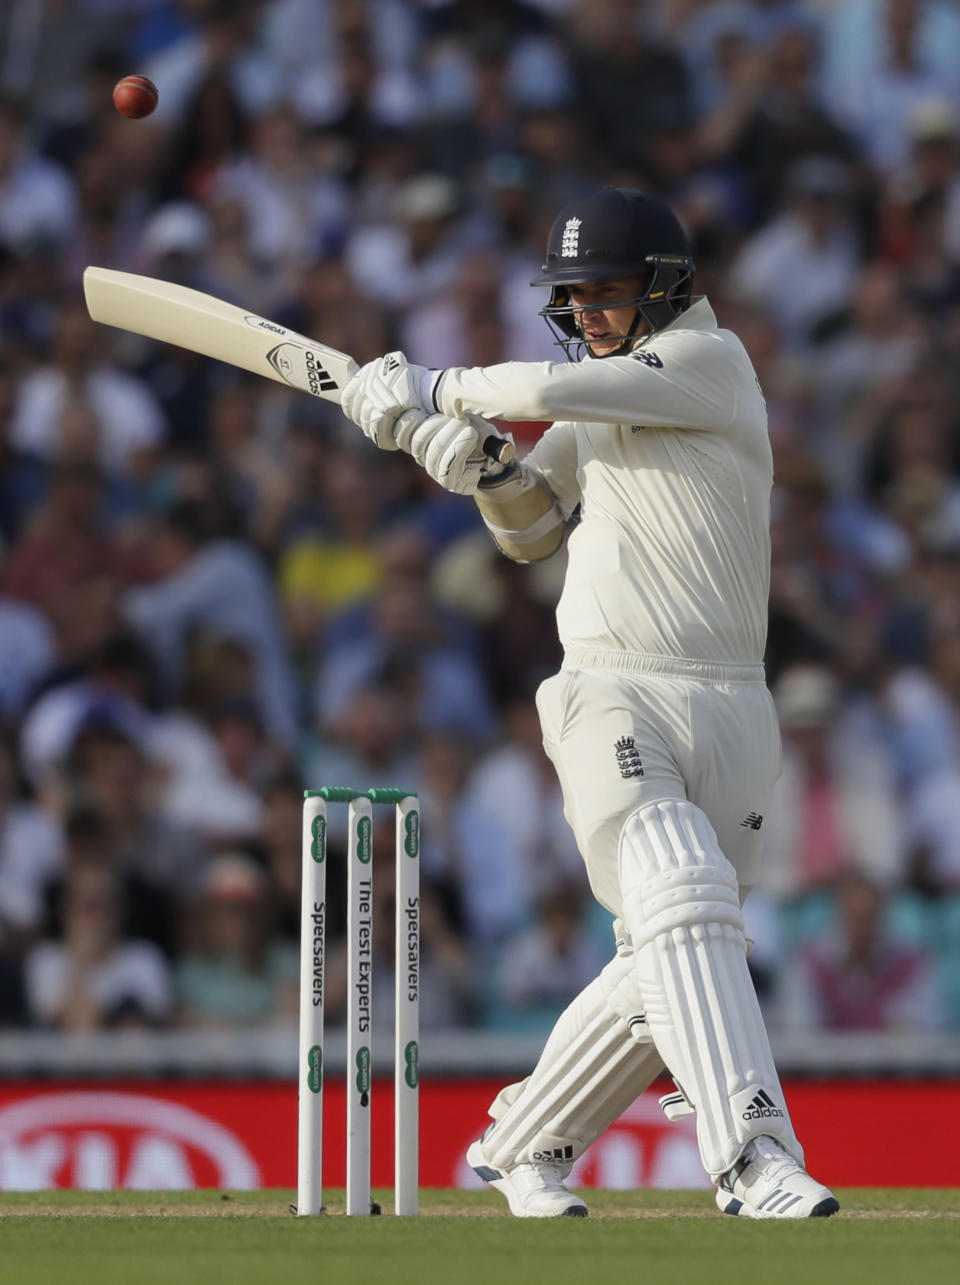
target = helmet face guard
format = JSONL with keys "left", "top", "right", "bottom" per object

{"left": 531, "top": 188, "right": 695, "bottom": 358}
{"left": 538, "top": 255, "right": 695, "bottom": 357}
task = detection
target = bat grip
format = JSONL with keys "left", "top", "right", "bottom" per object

{"left": 393, "top": 410, "right": 514, "bottom": 465}
{"left": 483, "top": 434, "right": 515, "bottom": 464}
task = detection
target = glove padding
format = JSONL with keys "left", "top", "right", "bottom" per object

{"left": 341, "top": 351, "right": 428, "bottom": 450}
{"left": 395, "top": 412, "right": 492, "bottom": 495}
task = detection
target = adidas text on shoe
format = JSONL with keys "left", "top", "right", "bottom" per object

{"left": 466, "top": 1140, "right": 588, "bottom": 1218}
{"left": 716, "top": 1135, "right": 839, "bottom": 1219}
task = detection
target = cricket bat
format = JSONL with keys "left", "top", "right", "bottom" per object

{"left": 82, "top": 267, "right": 513, "bottom": 463}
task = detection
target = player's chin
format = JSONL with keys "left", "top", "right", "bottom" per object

{"left": 583, "top": 335, "right": 623, "bottom": 359}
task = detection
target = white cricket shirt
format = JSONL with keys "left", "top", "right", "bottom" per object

{"left": 433, "top": 299, "right": 772, "bottom": 668}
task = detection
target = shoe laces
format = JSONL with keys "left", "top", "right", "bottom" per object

{"left": 513, "top": 1162, "right": 572, "bottom": 1191}
{"left": 744, "top": 1135, "right": 801, "bottom": 1184}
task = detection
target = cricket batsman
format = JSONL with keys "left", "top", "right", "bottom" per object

{"left": 341, "top": 187, "right": 839, "bottom": 1220}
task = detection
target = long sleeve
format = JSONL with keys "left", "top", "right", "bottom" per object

{"left": 523, "top": 420, "right": 582, "bottom": 516}
{"left": 433, "top": 304, "right": 743, "bottom": 433}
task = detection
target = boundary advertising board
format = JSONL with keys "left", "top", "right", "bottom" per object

{"left": 0, "top": 1080, "right": 956, "bottom": 1190}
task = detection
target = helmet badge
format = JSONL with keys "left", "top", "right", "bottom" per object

{"left": 560, "top": 217, "right": 582, "bottom": 258}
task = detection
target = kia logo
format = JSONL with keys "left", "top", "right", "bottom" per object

{"left": 0, "top": 1092, "right": 260, "bottom": 1190}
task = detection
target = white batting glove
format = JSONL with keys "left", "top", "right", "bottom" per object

{"left": 341, "top": 351, "right": 429, "bottom": 450}
{"left": 395, "top": 413, "right": 489, "bottom": 494}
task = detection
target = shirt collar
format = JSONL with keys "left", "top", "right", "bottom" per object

{"left": 640, "top": 296, "right": 717, "bottom": 343}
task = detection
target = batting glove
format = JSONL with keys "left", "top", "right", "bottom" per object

{"left": 341, "top": 351, "right": 430, "bottom": 450}
{"left": 396, "top": 413, "right": 493, "bottom": 495}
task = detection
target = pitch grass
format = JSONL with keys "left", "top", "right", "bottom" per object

{"left": 0, "top": 1189, "right": 957, "bottom": 1285}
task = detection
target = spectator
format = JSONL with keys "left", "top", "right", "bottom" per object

{"left": 215, "top": 104, "right": 348, "bottom": 274}
{"left": 307, "top": 681, "right": 419, "bottom": 840}
{"left": 0, "top": 596, "right": 56, "bottom": 724}
{"left": 564, "top": 0, "right": 691, "bottom": 168}
{"left": 0, "top": 96, "right": 78, "bottom": 249}
{"left": 18, "top": 630, "right": 156, "bottom": 789}
{"left": 316, "top": 573, "right": 497, "bottom": 743}
{"left": 176, "top": 853, "right": 297, "bottom": 1026}
{"left": 8, "top": 297, "right": 167, "bottom": 480}
{"left": 63, "top": 720, "right": 209, "bottom": 951}
{"left": 24, "top": 863, "right": 173, "bottom": 1031}
{"left": 728, "top": 155, "right": 861, "bottom": 343}
{"left": 1, "top": 459, "right": 131, "bottom": 622}
{"left": 123, "top": 500, "right": 298, "bottom": 746}
{"left": 144, "top": 0, "right": 280, "bottom": 128}
{"left": 700, "top": 22, "right": 855, "bottom": 224}
{"left": 0, "top": 359, "right": 46, "bottom": 548}
{"left": 881, "top": 97, "right": 960, "bottom": 262}
{"left": 764, "top": 664, "right": 906, "bottom": 897}
{"left": 278, "top": 447, "right": 387, "bottom": 629}
{"left": 489, "top": 885, "right": 608, "bottom": 1029}
{"left": 864, "top": 377, "right": 960, "bottom": 553}
{"left": 257, "top": 768, "right": 308, "bottom": 950}
{"left": 413, "top": 729, "right": 475, "bottom": 895}
{"left": 346, "top": 173, "right": 469, "bottom": 313}
{"left": 264, "top": 0, "right": 421, "bottom": 130}
{"left": 155, "top": 698, "right": 267, "bottom": 846}
{"left": 778, "top": 868, "right": 943, "bottom": 1030}
{"left": 807, "top": 261, "right": 924, "bottom": 491}
{"left": 159, "top": 71, "right": 250, "bottom": 206}
{"left": 821, "top": 0, "right": 960, "bottom": 175}
{"left": 0, "top": 737, "right": 64, "bottom": 944}
{"left": 454, "top": 692, "right": 585, "bottom": 946}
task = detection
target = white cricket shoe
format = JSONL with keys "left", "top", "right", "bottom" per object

{"left": 466, "top": 1140, "right": 588, "bottom": 1218}
{"left": 715, "top": 1135, "right": 839, "bottom": 1219}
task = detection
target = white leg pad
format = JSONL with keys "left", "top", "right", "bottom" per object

{"left": 620, "top": 799, "right": 802, "bottom": 1179}
{"left": 478, "top": 951, "right": 664, "bottom": 1171}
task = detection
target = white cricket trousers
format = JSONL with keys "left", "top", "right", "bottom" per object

{"left": 535, "top": 654, "right": 782, "bottom": 918}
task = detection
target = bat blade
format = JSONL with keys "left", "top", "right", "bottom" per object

{"left": 83, "top": 266, "right": 515, "bottom": 464}
{"left": 83, "top": 267, "right": 357, "bottom": 402}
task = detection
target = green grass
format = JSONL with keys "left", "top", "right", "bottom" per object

{"left": 0, "top": 1189, "right": 956, "bottom": 1285}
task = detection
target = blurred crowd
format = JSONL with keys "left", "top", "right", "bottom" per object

{"left": 2, "top": 0, "right": 960, "bottom": 1043}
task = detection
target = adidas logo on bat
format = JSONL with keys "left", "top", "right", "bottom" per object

{"left": 245, "top": 314, "right": 286, "bottom": 336}
{"left": 266, "top": 344, "right": 338, "bottom": 394}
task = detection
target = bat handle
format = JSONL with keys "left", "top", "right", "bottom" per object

{"left": 483, "top": 434, "right": 515, "bottom": 465}
{"left": 393, "top": 410, "right": 514, "bottom": 465}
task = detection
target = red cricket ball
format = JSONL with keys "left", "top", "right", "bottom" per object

{"left": 112, "top": 74, "right": 159, "bottom": 120}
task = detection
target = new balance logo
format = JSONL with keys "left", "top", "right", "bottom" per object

{"left": 532, "top": 1145, "right": 574, "bottom": 1163}
{"left": 615, "top": 736, "right": 644, "bottom": 779}
{"left": 560, "top": 217, "right": 581, "bottom": 257}
{"left": 742, "top": 1089, "right": 784, "bottom": 1121}
{"left": 740, "top": 812, "right": 763, "bottom": 830}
